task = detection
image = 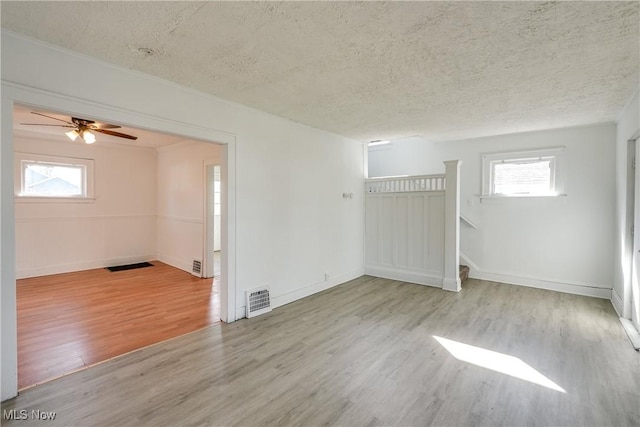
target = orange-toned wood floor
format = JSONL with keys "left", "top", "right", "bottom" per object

{"left": 17, "top": 261, "right": 219, "bottom": 390}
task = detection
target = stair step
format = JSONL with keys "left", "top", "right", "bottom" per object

{"left": 459, "top": 265, "right": 470, "bottom": 283}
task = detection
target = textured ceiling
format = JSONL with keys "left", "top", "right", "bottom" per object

{"left": 2, "top": 1, "right": 639, "bottom": 142}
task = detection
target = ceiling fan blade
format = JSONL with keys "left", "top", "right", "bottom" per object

{"left": 89, "top": 123, "right": 122, "bottom": 130}
{"left": 93, "top": 128, "right": 138, "bottom": 140}
{"left": 20, "top": 123, "right": 76, "bottom": 128}
{"left": 31, "top": 112, "right": 75, "bottom": 125}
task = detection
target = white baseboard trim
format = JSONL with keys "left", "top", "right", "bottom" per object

{"left": 619, "top": 318, "right": 640, "bottom": 350}
{"left": 611, "top": 289, "right": 624, "bottom": 317}
{"left": 473, "top": 270, "right": 612, "bottom": 299}
{"left": 236, "top": 268, "right": 365, "bottom": 320}
{"left": 156, "top": 254, "right": 193, "bottom": 275}
{"left": 442, "top": 277, "right": 461, "bottom": 292}
{"left": 236, "top": 305, "right": 247, "bottom": 320}
{"left": 272, "top": 268, "right": 364, "bottom": 310}
{"left": 16, "top": 254, "right": 157, "bottom": 279}
{"left": 364, "top": 265, "right": 442, "bottom": 288}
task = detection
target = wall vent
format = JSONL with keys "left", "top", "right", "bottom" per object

{"left": 246, "top": 286, "right": 271, "bottom": 318}
{"left": 192, "top": 259, "right": 202, "bottom": 277}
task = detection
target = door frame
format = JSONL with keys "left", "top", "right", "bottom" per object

{"left": 203, "top": 162, "right": 221, "bottom": 279}
{"left": 1, "top": 81, "right": 238, "bottom": 400}
{"left": 630, "top": 132, "right": 640, "bottom": 333}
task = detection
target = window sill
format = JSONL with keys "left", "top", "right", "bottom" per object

{"left": 15, "top": 196, "right": 96, "bottom": 204}
{"left": 480, "top": 194, "right": 567, "bottom": 201}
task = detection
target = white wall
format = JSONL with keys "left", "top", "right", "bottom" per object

{"left": 1, "top": 31, "right": 365, "bottom": 400}
{"left": 14, "top": 132, "right": 157, "bottom": 278}
{"left": 369, "top": 124, "right": 617, "bottom": 298}
{"left": 614, "top": 89, "right": 640, "bottom": 318}
{"left": 237, "top": 121, "right": 365, "bottom": 310}
{"left": 156, "top": 140, "right": 221, "bottom": 273}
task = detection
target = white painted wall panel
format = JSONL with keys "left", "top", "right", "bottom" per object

{"left": 409, "top": 195, "right": 425, "bottom": 270}
{"left": 156, "top": 216, "right": 203, "bottom": 273}
{"left": 365, "top": 191, "right": 445, "bottom": 286}
{"left": 380, "top": 196, "right": 394, "bottom": 266}
{"left": 365, "top": 197, "right": 379, "bottom": 266}
{"left": 427, "top": 194, "right": 444, "bottom": 275}
{"left": 16, "top": 215, "right": 156, "bottom": 278}
{"left": 395, "top": 196, "right": 409, "bottom": 267}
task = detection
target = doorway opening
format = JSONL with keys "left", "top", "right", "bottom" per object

{"left": 628, "top": 134, "right": 640, "bottom": 347}
{"left": 205, "top": 163, "right": 222, "bottom": 280}
{"left": 11, "top": 103, "right": 229, "bottom": 390}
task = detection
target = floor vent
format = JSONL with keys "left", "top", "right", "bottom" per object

{"left": 246, "top": 286, "right": 271, "bottom": 318}
{"left": 192, "top": 259, "right": 202, "bottom": 277}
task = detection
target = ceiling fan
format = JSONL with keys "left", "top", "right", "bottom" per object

{"left": 21, "top": 112, "right": 138, "bottom": 144}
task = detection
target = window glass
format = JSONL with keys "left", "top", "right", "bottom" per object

{"left": 15, "top": 153, "right": 94, "bottom": 200}
{"left": 492, "top": 159, "right": 552, "bottom": 196}
{"left": 23, "top": 162, "right": 84, "bottom": 197}
{"left": 482, "top": 147, "right": 565, "bottom": 197}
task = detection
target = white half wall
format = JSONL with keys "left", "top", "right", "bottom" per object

{"left": 365, "top": 192, "right": 445, "bottom": 287}
{"left": 369, "top": 124, "right": 617, "bottom": 298}
{"left": 156, "top": 140, "right": 221, "bottom": 273}
{"left": 1, "top": 31, "right": 365, "bottom": 400}
{"left": 14, "top": 132, "right": 157, "bottom": 278}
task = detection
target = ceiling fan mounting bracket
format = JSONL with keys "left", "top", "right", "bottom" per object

{"left": 71, "top": 117, "right": 95, "bottom": 127}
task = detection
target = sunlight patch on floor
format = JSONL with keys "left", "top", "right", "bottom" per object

{"left": 433, "top": 336, "right": 566, "bottom": 393}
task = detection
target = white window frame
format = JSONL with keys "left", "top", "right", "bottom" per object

{"left": 15, "top": 152, "right": 95, "bottom": 201}
{"left": 481, "top": 147, "right": 566, "bottom": 198}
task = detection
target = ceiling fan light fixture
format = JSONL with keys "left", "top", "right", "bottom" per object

{"left": 23, "top": 111, "right": 137, "bottom": 143}
{"left": 82, "top": 130, "right": 96, "bottom": 144}
{"left": 65, "top": 130, "right": 79, "bottom": 141}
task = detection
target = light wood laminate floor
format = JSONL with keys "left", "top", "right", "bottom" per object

{"left": 16, "top": 261, "right": 219, "bottom": 390}
{"left": 3, "top": 276, "right": 639, "bottom": 426}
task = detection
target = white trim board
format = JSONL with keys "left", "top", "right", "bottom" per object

{"left": 470, "top": 270, "right": 612, "bottom": 299}
{"left": 237, "top": 268, "right": 364, "bottom": 320}
{"left": 611, "top": 289, "right": 624, "bottom": 317}
{"left": 16, "top": 254, "right": 157, "bottom": 279}
{"left": 364, "top": 266, "right": 443, "bottom": 288}
{"left": 156, "top": 254, "right": 195, "bottom": 276}
{"left": 619, "top": 318, "right": 640, "bottom": 350}
{"left": 16, "top": 214, "right": 156, "bottom": 222}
